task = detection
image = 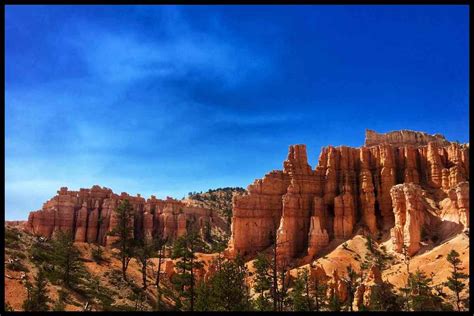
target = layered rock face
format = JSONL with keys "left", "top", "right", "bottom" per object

{"left": 389, "top": 183, "right": 441, "bottom": 256}
{"left": 26, "top": 185, "right": 216, "bottom": 246}
{"left": 228, "top": 130, "right": 469, "bottom": 262}
{"left": 365, "top": 129, "right": 451, "bottom": 147}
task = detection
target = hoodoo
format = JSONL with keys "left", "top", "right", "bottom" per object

{"left": 26, "top": 185, "right": 222, "bottom": 245}
{"left": 227, "top": 129, "right": 469, "bottom": 264}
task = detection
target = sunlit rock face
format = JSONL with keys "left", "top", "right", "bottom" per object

{"left": 227, "top": 129, "right": 469, "bottom": 262}
{"left": 26, "top": 185, "right": 216, "bottom": 245}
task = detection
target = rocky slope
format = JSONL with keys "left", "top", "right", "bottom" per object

{"left": 185, "top": 187, "right": 246, "bottom": 229}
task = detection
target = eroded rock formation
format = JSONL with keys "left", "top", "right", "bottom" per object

{"left": 365, "top": 129, "right": 451, "bottom": 147}
{"left": 26, "top": 185, "right": 217, "bottom": 246}
{"left": 353, "top": 265, "right": 383, "bottom": 310}
{"left": 228, "top": 130, "right": 469, "bottom": 263}
{"left": 389, "top": 183, "right": 441, "bottom": 256}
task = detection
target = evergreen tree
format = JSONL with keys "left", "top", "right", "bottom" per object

{"left": 406, "top": 269, "right": 447, "bottom": 311}
{"left": 195, "top": 280, "right": 214, "bottom": 311}
{"left": 310, "top": 268, "right": 327, "bottom": 311}
{"left": 444, "top": 249, "right": 469, "bottom": 311}
{"left": 108, "top": 199, "right": 135, "bottom": 281}
{"left": 328, "top": 290, "right": 343, "bottom": 311}
{"left": 359, "top": 235, "right": 400, "bottom": 311}
{"left": 289, "top": 269, "right": 311, "bottom": 311}
{"left": 153, "top": 235, "right": 168, "bottom": 311}
{"left": 134, "top": 237, "right": 155, "bottom": 291}
{"left": 253, "top": 253, "right": 273, "bottom": 311}
{"left": 343, "top": 265, "right": 358, "bottom": 311}
{"left": 50, "top": 230, "right": 86, "bottom": 288}
{"left": 278, "top": 267, "right": 290, "bottom": 311}
{"left": 170, "top": 232, "right": 204, "bottom": 311}
{"left": 91, "top": 243, "right": 104, "bottom": 263}
{"left": 22, "top": 266, "right": 51, "bottom": 311}
{"left": 361, "top": 235, "right": 392, "bottom": 273}
{"left": 52, "top": 288, "right": 68, "bottom": 311}
{"left": 367, "top": 280, "right": 402, "bottom": 311}
{"left": 198, "top": 255, "right": 252, "bottom": 311}
{"left": 398, "top": 242, "right": 411, "bottom": 311}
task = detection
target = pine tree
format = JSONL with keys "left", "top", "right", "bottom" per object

{"left": 399, "top": 242, "right": 411, "bottom": 311}
{"left": 328, "top": 290, "right": 343, "bottom": 311}
{"left": 277, "top": 264, "right": 290, "bottom": 311}
{"left": 444, "top": 249, "right": 468, "bottom": 311}
{"left": 22, "top": 266, "right": 51, "bottom": 311}
{"left": 195, "top": 280, "right": 214, "bottom": 311}
{"left": 52, "top": 288, "right": 68, "bottom": 311}
{"left": 199, "top": 255, "right": 252, "bottom": 311}
{"left": 170, "top": 231, "right": 204, "bottom": 311}
{"left": 359, "top": 235, "right": 401, "bottom": 311}
{"left": 51, "top": 230, "right": 86, "bottom": 288}
{"left": 343, "top": 265, "right": 358, "bottom": 311}
{"left": 367, "top": 280, "right": 402, "bottom": 311}
{"left": 109, "top": 199, "right": 135, "bottom": 281}
{"left": 406, "top": 269, "right": 447, "bottom": 311}
{"left": 91, "top": 243, "right": 104, "bottom": 263}
{"left": 253, "top": 253, "right": 273, "bottom": 311}
{"left": 134, "top": 237, "right": 155, "bottom": 291}
{"left": 153, "top": 235, "right": 168, "bottom": 311}
{"left": 289, "top": 269, "right": 311, "bottom": 311}
{"left": 311, "top": 268, "right": 327, "bottom": 311}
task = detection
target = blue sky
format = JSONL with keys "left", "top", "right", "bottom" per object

{"left": 5, "top": 5, "right": 469, "bottom": 220}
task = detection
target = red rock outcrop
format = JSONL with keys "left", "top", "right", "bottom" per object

{"left": 365, "top": 129, "right": 450, "bottom": 147}
{"left": 227, "top": 129, "right": 469, "bottom": 263}
{"left": 456, "top": 182, "right": 469, "bottom": 228}
{"left": 327, "top": 269, "right": 348, "bottom": 303}
{"left": 26, "top": 186, "right": 216, "bottom": 246}
{"left": 389, "top": 183, "right": 442, "bottom": 256}
{"left": 353, "top": 265, "right": 383, "bottom": 310}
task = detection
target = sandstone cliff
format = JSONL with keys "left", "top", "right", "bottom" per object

{"left": 26, "top": 185, "right": 217, "bottom": 246}
{"left": 227, "top": 129, "right": 469, "bottom": 264}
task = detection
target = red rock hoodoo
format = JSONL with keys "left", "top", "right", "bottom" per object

{"left": 26, "top": 185, "right": 218, "bottom": 245}
{"left": 227, "top": 129, "right": 469, "bottom": 263}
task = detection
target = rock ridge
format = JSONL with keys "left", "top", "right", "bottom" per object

{"left": 26, "top": 185, "right": 217, "bottom": 246}
{"left": 227, "top": 129, "right": 469, "bottom": 264}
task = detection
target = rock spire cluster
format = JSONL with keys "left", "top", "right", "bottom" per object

{"left": 26, "top": 185, "right": 220, "bottom": 245}
{"left": 227, "top": 129, "right": 469, "bottom": 263}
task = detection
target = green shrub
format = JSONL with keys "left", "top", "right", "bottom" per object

{"left": 91, "top": 245, "right": 104, "bottom": 263}
{"left": 12, "top": 251, "right": 27, "bottom": 260}
{"left": 6, "top": 260, "right": 29, "bottom": 272}
{"left": 5, "top": 228, "right": 22, "bottom": 249}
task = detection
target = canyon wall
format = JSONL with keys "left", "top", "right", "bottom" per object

{"left": 227, "top": 130, "right": 469, "bottom": 263}
{"left": 26, "top": 185, "right": 219, "bottom": 246}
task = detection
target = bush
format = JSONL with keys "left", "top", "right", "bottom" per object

{"left": 5, "top": 231, "right": 21, "bottom": 249}
{"left": 5, "top": 303, "right": 14, "bottom": 311}
{"left": 6, "top": 260, "right": 29, "bottom": 272}
{"left": 12, "top": 251, "right": 27, "bottom": 260}
{"left": 91, "top": 245, "right": 104, "bottom": 263}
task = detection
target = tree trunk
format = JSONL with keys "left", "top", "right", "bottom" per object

{"left": 142, "top": 260, "right": 147, "bottom": 291}
{"left": 156, "top": 246, "right": 163, "bottom": 287}
{"left": 122, "top": 257, "right": 127, "bottom": 281}
{"left": 190, "top": 242, "right": 195, "bottom": 311}
{"left": 272, "top": 240, "right": 277, "bottom": 312}
{"left": 305, "top": 274, "right": 311, "bottom": 311}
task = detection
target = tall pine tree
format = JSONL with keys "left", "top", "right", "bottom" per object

{"left": 22, "top": 266, "right": 51, "bottom": 311}
{"left": 109, "top": 199, "right": 135, "bottom": 281}
{"left": 444, "top": 249, "right": 468, "bottom": 311}
{"left": 170, "top": 231, "right": 204, "bottom": 311}
{"left": 51, "top": 230, "right": 86, "bottom": 288}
